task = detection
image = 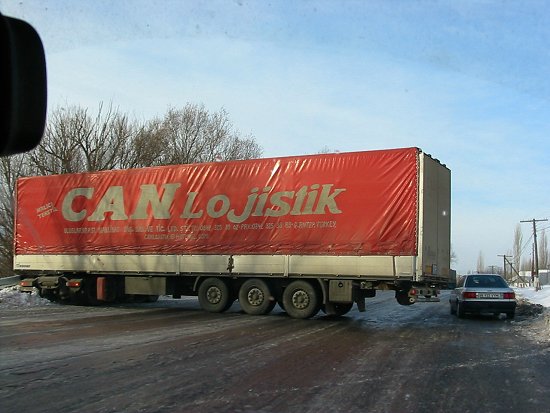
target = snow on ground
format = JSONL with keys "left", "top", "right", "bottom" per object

{"left": 1, "top": 284, "right": 550, "bottom": 342}
{"left": 514, "top": 287, "right": 550, "bottom": 307}
{"left": 0, "top": 286, "right": 54, "bottom": 308}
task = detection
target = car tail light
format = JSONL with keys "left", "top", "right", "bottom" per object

{"left": 503, "top": 292, "right": 515, "bottom": 299}
{"left": 19, "top": 280, "right": 33, "bottom": 287}
{"left": 67, "top": 280, "right": 81, "bottom": 288}
{"left": 462, "top": 291, "right": 477, "bottom": 299}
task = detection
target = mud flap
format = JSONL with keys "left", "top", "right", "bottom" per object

{"left": 97, "top": 277, "right": 107, "bottom": 301}
{"left": 97, "top": 277, "right": 116, "bottom": 302}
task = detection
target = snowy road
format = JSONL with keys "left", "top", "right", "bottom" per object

{"left": 1, "top": 290, "right": 549, "bottom": 413}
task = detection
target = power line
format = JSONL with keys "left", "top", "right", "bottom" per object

{"left": 499, "top": 254, "right": 528, "bottom": 285}
{"left": 519, "top": 232, "right": 534, "bottom": 258}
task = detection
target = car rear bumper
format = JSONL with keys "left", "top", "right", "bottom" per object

{"left": 461, "top": 300, "right": 516, "bottom": 314}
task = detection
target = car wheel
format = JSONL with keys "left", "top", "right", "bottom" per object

{"left": 456, "top": 301, "right": 465, "bottom": 318}
{"left": 506, "top": 311, "right": 515, "bottom": 320}
{"left": 450, "top": 301, "right": 456, "bottom": 315}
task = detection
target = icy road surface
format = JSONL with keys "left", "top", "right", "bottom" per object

{"left": 1, "top": 289, "right": 549, "bottom": 413}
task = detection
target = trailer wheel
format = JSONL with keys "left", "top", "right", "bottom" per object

{"left": 238, "top": 279, "right": 276, "bottom": 315}
{"left": 282, "top": 280, "right": 320, "bottom": 319}
{"left": 198, "top": 278, "right": 232, "bottom": 313}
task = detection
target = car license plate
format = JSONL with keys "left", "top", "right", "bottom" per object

{"left": 477, "top": 293, "right": 501, "bottom": 299}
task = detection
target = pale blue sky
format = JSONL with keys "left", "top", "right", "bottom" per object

{"left": 2, "top": 0, "right": 549, "bottom": 273}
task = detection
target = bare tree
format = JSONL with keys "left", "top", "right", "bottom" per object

{"left": 0, "top": 102, "right": 262, "bottom": 275}
{"left": 317, "top": 146, "right": 339, "bottom": 154}
{"left": 476, "top": 251, "right": 485, "bottom": 273}
{"left": 521, "top": 252, "right": 533, "bottom": 272}
{"left": 120, "top": 118, "right": 167, "bottom": 169}
{"left": 513, "top": 224, "right": 523, "bottom": 275}
{"left": 539, "top": 229, "right": 549, "bottom": 270}
{"left": 28, "top": 104, "right": 137, "bottom": 174}
{"left": 0, "top": 155, "right": 32, "bottom": 274}
{"left": 159, "top": 104, "right": 261, "bottom": 165}
{"left": 450, "top": 245, "right": 457, "bottom": 265}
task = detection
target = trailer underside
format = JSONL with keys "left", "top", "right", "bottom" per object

{"left": 16, "top": 253, "right": 445, "bottom": 318}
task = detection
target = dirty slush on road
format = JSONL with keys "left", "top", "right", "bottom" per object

{"left": 1, "top": 289, "right": 550, "bottom": 413}
{"left": 513, "top": 299, "right": 549, "bottom": 343}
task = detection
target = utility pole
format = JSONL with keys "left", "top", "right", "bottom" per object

{"left": 498, "top": 254, "right": 512, "bottom": 281}
{"left": 503, "top": 255, "right": 528, "bottom": 285}
{"left": 521, "top": 218, "right": 548, "bottom": 291}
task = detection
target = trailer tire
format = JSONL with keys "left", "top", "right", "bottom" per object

{"left": 238, "top": 279, "right": 276, "bottom": 315}
{"left": 198, "top": 278, "right": 232, "bottom": 313}
{"left": 282, "top": 280, "right": 321, "bottom": 319}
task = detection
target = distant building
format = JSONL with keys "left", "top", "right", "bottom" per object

{"left": 515, "top": 269, "right": 549, "bottom": 287}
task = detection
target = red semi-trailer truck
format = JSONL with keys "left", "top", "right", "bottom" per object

{"left": 15, "top": 147, "right": 451, "bottom": 318}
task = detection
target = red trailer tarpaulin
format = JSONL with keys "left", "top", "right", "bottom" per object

{"left": 15, "top": 147, "right": 419, "bottom": 256}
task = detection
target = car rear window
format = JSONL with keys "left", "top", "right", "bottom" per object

{"left": 465, "top": 275, "right": 508, "bottom": 288}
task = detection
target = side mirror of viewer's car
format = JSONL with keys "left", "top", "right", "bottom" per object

{"left": 0, "top": 12, "right": 47, "bottom": 156}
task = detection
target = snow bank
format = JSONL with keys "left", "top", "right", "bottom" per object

{"left": 0, "top": 286, "right": 54, "bottom": 308}
{"left": 512, "top": 287, "right": 550, "bottom": 344}
{"left": 515, "top": 287, "right": 550, "bottom": 308}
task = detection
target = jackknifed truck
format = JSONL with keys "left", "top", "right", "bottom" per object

{"left": 15, "top": 147, "right": 451, "bottom": 318}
